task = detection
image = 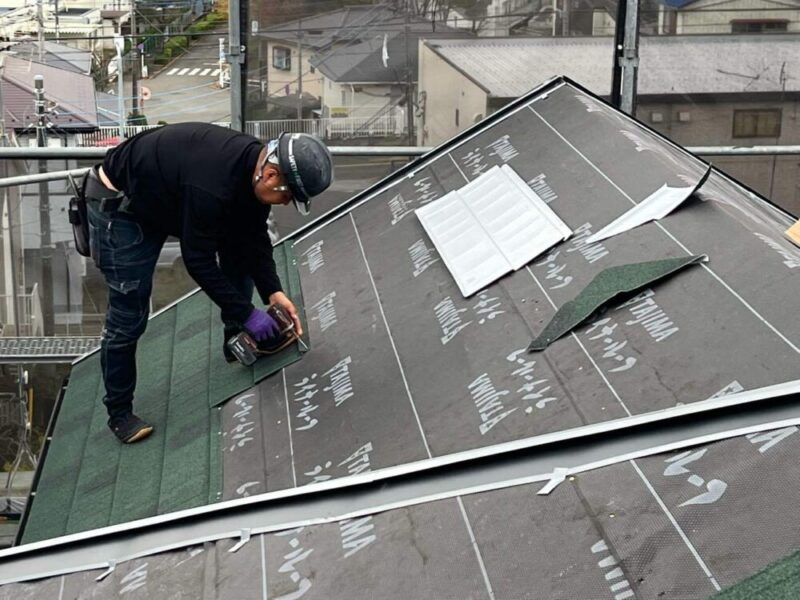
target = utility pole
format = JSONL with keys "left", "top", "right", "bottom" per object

{"left": 218, "top": 37, "right": 225, "bottom": 89}
{"left": 404, "top": 7, "right": 414, "bottom": 146}
{"left": 296, "top": 18, "right": 303, "bottom": 121}
{"left": 228, "top": 0, "right": 245, "bottom": 130}
{"left": 619, "top": 0, "right": 640, "bottom": 115}
{"left": 34, "top": 75, "right": 54, "bottom": 336}
{"left": 36, "top": 0, "right": 44, "bottom": 62}
{"left": 114, "top": 33, "right": 125, "bottom": 135}
{"left": 130, "top": 0, "right": 140, "bottom": 117}
{"left": 54, "top": 0, "right": 59, "bottom": 42}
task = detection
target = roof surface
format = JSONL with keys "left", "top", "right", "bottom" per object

{"left": 6, "top": 40, "right": 92, "bottom": 74}
{"left": 260, "top": 5, "right": 458, "bottom": 48}
{"left": 425, "top": 34, "right": 800, "bottom": 96}
{"left": 3, "top": 78, "right": 800, "bottom": 597}
{"left": 19, "top": 245, "right": 307, "bottom": 544}
{"left": 312, "top": 31, "right": 469, "bottom": 83}
{"left": 0, "top": 54, "right": 98, "bottom": 128}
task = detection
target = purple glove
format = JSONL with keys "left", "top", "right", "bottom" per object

{"left": 244, "top": 308, "right": 281, "bottom": 342}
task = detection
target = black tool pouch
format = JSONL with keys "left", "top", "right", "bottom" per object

{"left": 68, "top": 171, "right": 90, "bottom": 257}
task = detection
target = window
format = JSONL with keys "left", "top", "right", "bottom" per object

{"left": 272, "top": 46, "right": 291, "bottom": 71}
{"left": 731, "top": 20, "right": 788, "bottom": 34}
{"left": 733, "top": 109, "right": 782, "bottom": 138}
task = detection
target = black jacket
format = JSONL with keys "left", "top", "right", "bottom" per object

{"left": 104, "top": 123, "right": 281, "bottom": 324}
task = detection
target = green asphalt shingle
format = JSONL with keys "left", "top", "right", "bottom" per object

{"left": 20, "top": 242, "right": 306, "bottom": 544}
{"left": 712, "top": 549, "right": 800, "bottom": 600}
{"left": 528, "top": 254, "right": 707, "bottom": 351}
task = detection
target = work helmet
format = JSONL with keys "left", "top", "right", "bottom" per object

{"left": 270, "top": 132, "right": 333, "bottom": 215}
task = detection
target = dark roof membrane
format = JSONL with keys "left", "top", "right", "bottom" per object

{"left": 5, "top": 77, "right": 799, "bottom": 597}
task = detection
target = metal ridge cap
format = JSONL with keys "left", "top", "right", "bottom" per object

{"left": 2, "top": 406, "right": 799, "bottom": 586}
{"left": 2, "top": 378, "right": 798, "bottom": 562}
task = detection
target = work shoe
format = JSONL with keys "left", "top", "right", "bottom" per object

{"left": 108, "top": 413, "right": 153, "bottom": 444}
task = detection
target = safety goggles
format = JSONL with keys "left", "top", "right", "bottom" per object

{"left": 260, "top": 135, "right": 311, "bottom": 215}
{"left": 255, "top": 140, "right": 293, "bottom": 195}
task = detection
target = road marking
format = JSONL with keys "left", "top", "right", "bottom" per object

{"left": 189, "top": 68, "right": 201, "bottom": 76}
{"left": 177, "top": 67, "right": 190, "bottom": 76}
{"left": 167, "top": 67, "right": 179, "bottom": 75}
{"left": 212, "top": 68, "right": 220, "bottom": 76}
{"left": 200, "top": 68, "right": 211, "bottom": 76}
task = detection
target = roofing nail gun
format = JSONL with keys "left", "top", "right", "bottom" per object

{"left": 226, "top": 303, "right": 308, "bottom": 366}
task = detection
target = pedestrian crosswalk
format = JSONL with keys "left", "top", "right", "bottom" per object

{"left": 165, "top": 66, "right": 221, "bottom": 77}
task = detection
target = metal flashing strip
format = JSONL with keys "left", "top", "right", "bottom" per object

{"left": 586, "top": 166, "right": 712, "bottom": 245}
{"left": 1, "top": 380, "right": 798, "bottom": 585}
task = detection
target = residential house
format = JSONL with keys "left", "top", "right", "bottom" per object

{"left": 656, "top": 0, "right": 800, "bottom": 34}
{"left": 0, "top": 51, "right": 100, "bottom": 333}
{"left": 417, "top": 35, "right": 800, "bottom": 214}
{"left": 253, "top": 5, "right": 470, "bottom": 133}
{"left": 0, "top": 5, "right": 111, "bottom": 53}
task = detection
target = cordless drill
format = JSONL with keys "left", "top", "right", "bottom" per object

{"left": 226, "top": 303, "right": 305, "bottom": 366}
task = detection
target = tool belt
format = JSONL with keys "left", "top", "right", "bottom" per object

{"left": 68, "top": 167, "right": 132, "bottom": 258}
{"left": 84, "top": 168, "right": 131, "bottom": 213}
{"left": 67, "top": 169, "right": 91, "bottom": 257}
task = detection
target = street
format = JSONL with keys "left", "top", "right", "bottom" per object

{"left": 139, "top": 28, "right": 231, "bottom": 124}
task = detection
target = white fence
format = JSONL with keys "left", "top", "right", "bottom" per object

{"left": 75, "top": 116, "right": 402, "bottom": 146}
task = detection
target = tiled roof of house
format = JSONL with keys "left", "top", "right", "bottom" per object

{"left": 6, "top": 40, "right": 92, "bottom": 75}
{"left": 0, "top": 54, "right": 98, "bottom": 129}
{"left": 425, "top": 34, "right": 800, "bottom": 96}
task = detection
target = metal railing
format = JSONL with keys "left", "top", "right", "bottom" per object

{"left": 0, "top": 284, "right": 43, "bottom": 338}
{"left": 1, "top": 145, "right": 800, "bottom": 189}
{"left": 75, "top": 116, "right": 404, "bottom": 147}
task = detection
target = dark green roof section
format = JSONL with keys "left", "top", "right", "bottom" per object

{"left": 20, "top": 242, "right": 307, "bottom": 544}
{"left": 712, "top": 549, "right": 800, "bottom": 600}
{"left": 528, "top": 254, "right": 706, "bottom": 351}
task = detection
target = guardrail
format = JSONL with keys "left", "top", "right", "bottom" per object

{"left": 75, "top": 117, "right": 403, "bottom": 147}
{"left": 1, "top": 146, "right": 800, "bottom": 188}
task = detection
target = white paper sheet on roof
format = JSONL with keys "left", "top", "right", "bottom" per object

{"left": 586, "top": 166, "right": 712, "bottom": 245}
{"left": 416, "top": 165, "right": 572, "bottom": 297}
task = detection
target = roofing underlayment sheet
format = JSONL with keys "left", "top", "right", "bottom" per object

{"left": 3, "top": 430, "right": 799, "bottom": 598}
{"left": 20, "top": 243, "right": 307, "bottom": 544}
{"left": 8, "top": 78, "right": 800, "bottom": 597}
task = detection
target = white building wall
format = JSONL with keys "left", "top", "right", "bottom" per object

{"left": 416, "top": 41, "right": 488, "bottom": 145}
{"left": 260, "top": 39, "right": 322, "bottom": 99}
{"left": 671, "top": 0, "right": 800, "bottom": 33}
{"left": 321, "top": 80, "right": 397, "bottom": 119}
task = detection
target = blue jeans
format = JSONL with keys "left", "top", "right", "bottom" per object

{"left": 88, "top": 201, "right": 253, "bottom": 419}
